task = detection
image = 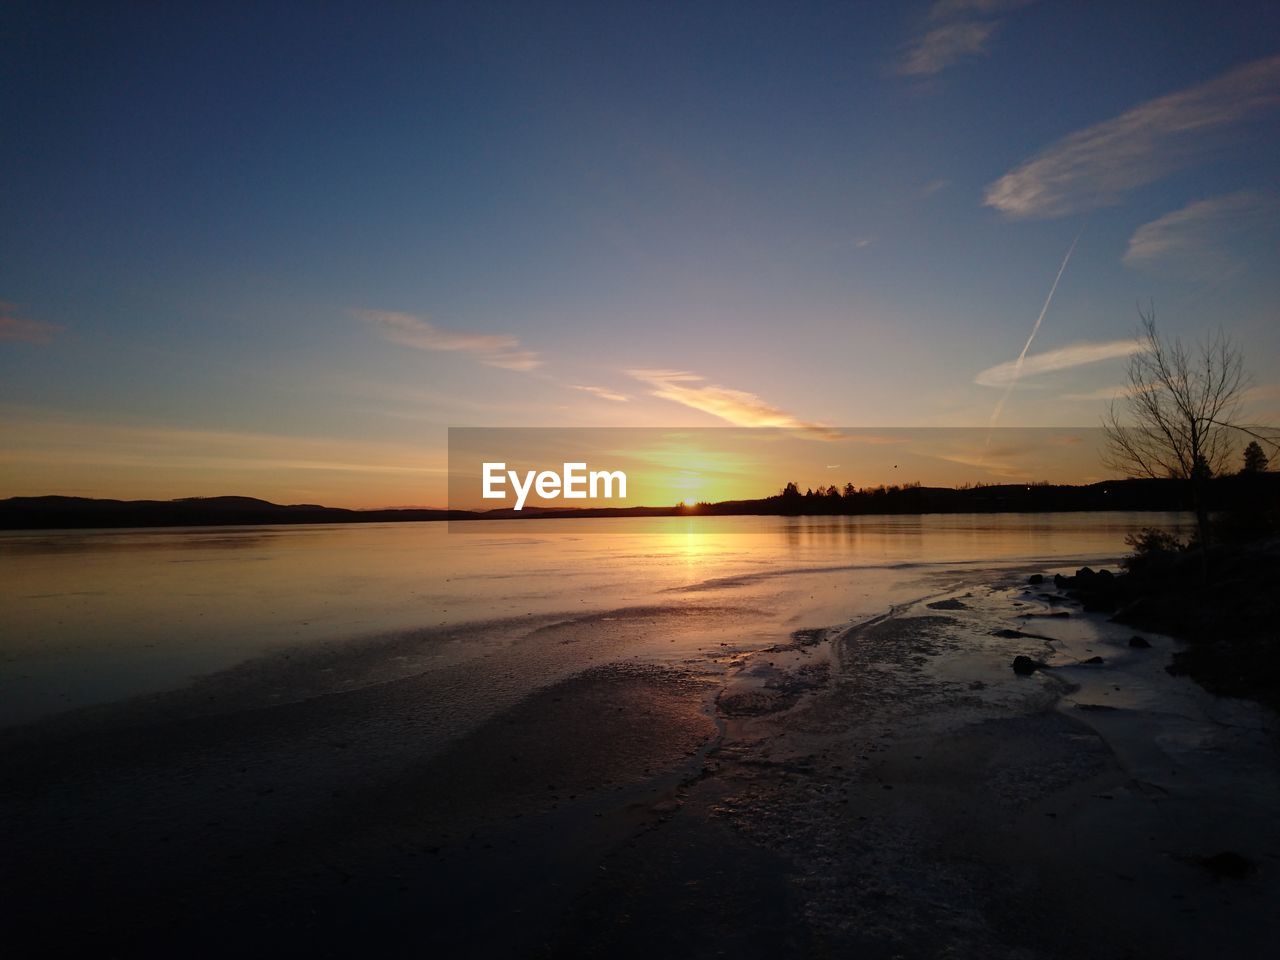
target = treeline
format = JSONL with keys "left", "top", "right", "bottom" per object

{"left": 677, "top": 473, "right": 1280, "bottom": 517}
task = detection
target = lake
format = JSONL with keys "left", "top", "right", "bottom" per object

{"left": 0, "top": 511, "right": 1190, "bottom": 727}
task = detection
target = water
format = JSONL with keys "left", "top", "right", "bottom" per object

{"left": 0, "top": 512, "right": 1189, "bottom": 727}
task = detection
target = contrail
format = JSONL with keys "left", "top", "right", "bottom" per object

{"left": 984, "top": 226, "right": 1084, "bottom": 447}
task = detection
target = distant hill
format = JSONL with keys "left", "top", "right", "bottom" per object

{"left": 1, "top": 474, "right": 1274, "bottom": 530}
{"left": 0, "top": 495, "right": 479, "bottom": 530}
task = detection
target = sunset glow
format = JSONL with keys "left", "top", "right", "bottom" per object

{"left": 2, "top": 5, "right": 1276, "bottom": 507}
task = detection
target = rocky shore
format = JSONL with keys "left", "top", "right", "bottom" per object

{"left": 3, "top": 564, "right": 1277, "bottom": 957}
{"left": 1043, "top": 537, "right": 1280, "bottom": 709}
{"left": 576, "top": 574, "right": 1279, "bottom": 958}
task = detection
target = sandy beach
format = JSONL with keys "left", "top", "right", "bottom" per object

{"left": 3, "top": 557, "right": 1277, "bottom": 958}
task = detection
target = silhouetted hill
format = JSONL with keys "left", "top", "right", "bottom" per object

{"left": 0, "top": 496, "right": 479, "bottom": 530}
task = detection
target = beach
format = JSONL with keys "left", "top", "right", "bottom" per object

{"left": 3, "top": 519, "right": 1277, "bottom": 957}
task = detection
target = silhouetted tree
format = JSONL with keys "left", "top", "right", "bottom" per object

{"left": 1102, "top": 310, "right": 1275, "bottom": 563}
{"left": 1242, "top": 440, "right": 1270, "bottom": 474}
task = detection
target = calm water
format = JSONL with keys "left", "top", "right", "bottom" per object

{"left": 0, "top": 512, "right": 1189, "bottom": 726}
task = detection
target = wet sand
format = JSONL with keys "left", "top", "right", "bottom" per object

{"left": 617, "top": 576, "right": 1280, "bottom": 958}
{"left": 3, "top": 568, "right": 1278, "bottom": 957}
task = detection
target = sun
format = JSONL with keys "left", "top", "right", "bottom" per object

{"left": 664, "top": 471, "right": 706, "bottom": 505}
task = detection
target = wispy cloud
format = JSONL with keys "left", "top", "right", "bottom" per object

{"left": 933, "top": 448, "right": 1036, "bottom": 481}
{"left": 356, "top": 309, "right": 541, "bottom": 371}
{"left": 571, "top": 384, "right": 629, "bottom": 402}
{"left": 985, "top": 56, "right": 1280, "bottom": 219}
{"left": 1243, "top": 384, "right": 1280, "bottom": 405}
{"left": 0, "top": 412, "right": 446, "bottom": 477}
{"left": 1123, "top": 191, "right": 1275, "bottom": 274}
{"left": 897, "top": 0, "right": 1031, "bottom": 77}
{"left": 898, "top": 21, "right": 999, "bottom": 76}
{"left": 922, "top": 178, "right": 951, "bottom": 196}
{"left": 0, "top": 303, "right": 63, "bottom": 344}
{"left": 975, "top": 340, "right": 1140, "bottom": 387}
{"left": 1242, "top": 383, "right": 1280, "bottom": 420}
{"left": 627, "top": 369, "right": 839, "bottom": 439}
{"left": 929, "top": 425, "right": 1094, "bottom": 482}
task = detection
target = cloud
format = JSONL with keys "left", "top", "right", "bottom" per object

{"left": 922, "top": 178, "right": 951, "bottom": 196}
{"left": 897, "top": 0, "right": 1032, "bottom": 77}
{"left": 626, "top": 369, "right": 839, "bottom": 439}
{"left": 1243, "top": 384, "right": 1280, "bottom": 405}
{"left": 898, "top": 21, "right": 999, "bottom": 76}
{"left": 571, "top": 384, "right": 629, "bottom": 402}
{"left": 985, "top": 56, "right": 1280, "bottom": 219}
{"left": 0, "top": 412, "right": 447, "bottom": 477}
{"left": 356, "top": 309, "right": 541, "bottom": 371}
{"left": 0, "top": 303, "right": 62, "bottom": 344}
{"left": 975, "top": 340, "right": 1140, "bottom": 387}
{"left": 1123, "top": 191, "right": 1275, "bottom": 273}
{"left": 933, "top": 450, "right": 1036, "bottom": 481}
{"left": 1241, "top": 383, "right": 1280, "bottom": 420}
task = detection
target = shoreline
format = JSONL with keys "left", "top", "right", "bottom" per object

{"left": 4, "top": 484, "right": 1253, "bottom": 531}
{"left": 3, "top": 563, "right": 1277, "bottom": 956}
{"left": 676, "top": 572, "right": 1280, "bottom": 956}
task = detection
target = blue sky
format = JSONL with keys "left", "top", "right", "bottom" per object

{"left": 2, "top": 1, "right": 1278, "bottom": 505}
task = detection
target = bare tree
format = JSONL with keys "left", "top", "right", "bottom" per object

{"left": 1102, "top": 309, "right": 1276, "bottom": 558}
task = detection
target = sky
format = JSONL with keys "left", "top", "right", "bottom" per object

{"left": 2, "top": 1, "right": 1278, "bottom": 507}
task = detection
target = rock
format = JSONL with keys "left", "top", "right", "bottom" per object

{"left": 1054, "top": 573, "right": 1070, "bottom": 589}
{"left": 1128, "top": 635, "right": 1152, "bottom": 649}
{"left": 1097, "top": 568, "right": 1114, "bottom": 580}
{"left": 993, "top": 628, "right": 1025, "bottom": 639}
{"left": 1012, "top": 655, "right": 1045, "bottom": 675}
{"left": 1082, "top": 656, "right": 1105, "bottom": 664}
{"left": 1028, "top": 574, "right": 1044, "bottom": 585}
{"left": 1075, "top": 566, "right": 1096, "bottom": 581}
